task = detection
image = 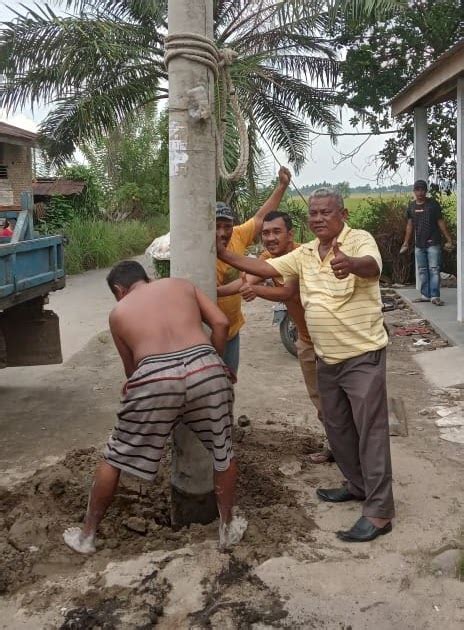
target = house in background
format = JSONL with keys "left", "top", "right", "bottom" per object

{"left": 0, "top": 121, "right": 87, "bottom": 228}
{"left": 32, "top": 178, "right": 86, "bottom": 203}
{"left": 32, "top": 178, "right": 86, "bottom": 221}
{"left": 0, "top": 121, "right": 37, "bottom": 209}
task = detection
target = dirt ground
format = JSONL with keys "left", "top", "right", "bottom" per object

{"left": 1, "top": 266, "right": 464, "bottom": 628}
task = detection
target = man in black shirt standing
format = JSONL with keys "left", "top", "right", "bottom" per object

{"left": 400, "top": 180, "right": 453, "bottom": 305}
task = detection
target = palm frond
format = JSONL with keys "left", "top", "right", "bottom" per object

{"left": 330, "top": 0, "right": 406, "bottom": 19}
{"left": 214, "top": 0, "right": 240, "bottom": 27}
{"left": 39, "top": 73, "right": 167, "bottom": 163}
{"left": 60, "top": 0, "right": 167, "bottom": 25}
{"left": 253, "top": 99, "right": 309, "bottom": 171}
{"left": 0, "top": 7, "right": 165, "bottom": 114}
{"left": 270, "top": 54, "right": 339, "bottom": 86}
{"left": 220, "top": 1, "right": 330, "bottom": 47}
{"left": 2, "top": 0, "right": 344, "bottom": 173}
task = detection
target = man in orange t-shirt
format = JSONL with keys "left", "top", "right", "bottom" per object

{"left": 238, "top": 210, "right": 333, "bottom": 464}
{"left": 216, "top": 167, "right": 291, "bottom": 377}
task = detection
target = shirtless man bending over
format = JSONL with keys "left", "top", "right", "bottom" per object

{"left": 63, "top": 260, "right": 246, "bottom": 554}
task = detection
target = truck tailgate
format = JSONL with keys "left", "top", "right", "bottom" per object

{"left": 0, "top": 235, "right": 65, "bottom": 309}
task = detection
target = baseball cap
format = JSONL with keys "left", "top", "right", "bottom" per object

{"left": 216, "top": 202, "right": 234, "bottom": 221}
{"left": 413, "top": 179, "right": 428, "bottom": 191}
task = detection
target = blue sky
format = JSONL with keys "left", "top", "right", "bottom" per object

{"left": 0, "top": 0, "right": 413, "bottom": 187}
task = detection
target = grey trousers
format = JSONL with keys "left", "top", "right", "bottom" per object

{"left": 317, "top": 348, "right": 395, "bottom": 519}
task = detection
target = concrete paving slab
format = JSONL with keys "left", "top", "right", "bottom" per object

{"left": 414, "top": 345, "right": 464, "bottom": 388}
{"left": 396, "top": 287, "right": 464, "bottom": 346}
{"left": 439, "top": 427, "right": 464, "bottom": 444}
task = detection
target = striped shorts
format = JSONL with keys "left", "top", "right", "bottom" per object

{"left": 104, "top": 344, "right": 234, "bottom": 481}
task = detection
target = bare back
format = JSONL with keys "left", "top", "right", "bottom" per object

{"left": 110, "top": 278, "right": 213, "bottom": 366}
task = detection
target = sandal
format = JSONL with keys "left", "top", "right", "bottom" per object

{"left": 413, "top": 296, "right": 430, "bottom": 303}
{"left": 431, "top": 297, "right": 444, "bottom": 306}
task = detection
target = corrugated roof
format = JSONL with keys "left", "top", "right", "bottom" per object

{"left": 32, "top": 179, "right": 86, "bottom": 196}
{"left": 0, "top": 121, "right": 38, "bottom": 142}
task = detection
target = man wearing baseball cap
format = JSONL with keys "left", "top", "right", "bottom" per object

{"left": 400, "top": 180, "right": 453, "bottom": 306}
{"left": 216, "top": 166, "right": 291, "bottom": 375}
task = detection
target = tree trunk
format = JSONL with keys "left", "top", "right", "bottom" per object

{"left": 168, "top": 0, "right": 218, "bottom": 526}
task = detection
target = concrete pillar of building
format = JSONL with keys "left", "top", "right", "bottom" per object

{"left": 456, "top": 79, "right": 464, "bottom": 321}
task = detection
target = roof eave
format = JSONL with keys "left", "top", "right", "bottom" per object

{"left": 391, "top": 39, "right": 464, "bottom": 116}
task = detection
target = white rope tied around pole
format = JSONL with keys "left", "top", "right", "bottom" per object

{"left": 164, "top": 32, "right": 249, "bottom": 182}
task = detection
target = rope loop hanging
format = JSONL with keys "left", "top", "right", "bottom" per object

{"left": 164, "top": 33, "right": 249, "bottom": 182}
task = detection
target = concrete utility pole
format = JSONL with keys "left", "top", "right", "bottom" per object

{"left": 167, "top": 0, "right": 218, "bottom": 525}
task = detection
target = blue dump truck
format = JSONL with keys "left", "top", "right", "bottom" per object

{"left": 0, "top": 192, "right": 65, "bottom": 368}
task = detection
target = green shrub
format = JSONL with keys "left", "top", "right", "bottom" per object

{"left": 440, "top": 193, "right": 457, "bottom": 275}
{"left": 59, "top": 164, "right": 104, "bottom": 218}
{"left": 348, "top": 197, "right": 413, "bottom": 284}
{"left": 63, "top": 218, "right": 156, "bottom": 275}
{"left": 143, "top": 213, "right": 169, "bottom": 237}
{"left": 346, "top": 199, "right": 384, "bottom": 234}
{"left": 37, "top": 196, "right": 75, "bottom": 234}
{"left": 347, "top": 193, "right": 458, "bottom": 282}
{"left": 441, "top": 193, "right": 457, "bottom": 229}
{"left": 282, "top": 197, "right": 312, "bottom": 243}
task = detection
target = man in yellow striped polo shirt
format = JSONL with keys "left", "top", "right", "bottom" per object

{"left": 216, "top": 188, "right": 394, "bottom": 543}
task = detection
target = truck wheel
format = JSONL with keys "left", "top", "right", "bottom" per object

{"left": 279, "top": 314, "right": 298, "bottom": 357}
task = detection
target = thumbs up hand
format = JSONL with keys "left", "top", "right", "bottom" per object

{"left": 330, "top": 238, "right": 353, "bottom": 280}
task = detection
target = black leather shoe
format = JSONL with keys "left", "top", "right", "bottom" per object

{"left": 336, "top": 516, "right": 392, "bottom": 542}
{"left": 316, "top": 487, "right": 365, "bottom": 503}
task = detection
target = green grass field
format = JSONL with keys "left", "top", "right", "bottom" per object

{"left": 64, "top": 214, "right": 169, "bottom": 275}
{"left": 285, "top": 191, "right": 457, "bottom": 243}
{"left": 289, "top": 191, "right": 411, "bottom": 212}
{"left": 344, "top": 192, "right": 456, "bottom": 217}
{"left": 345, "top": 193, "right": 409, "bottom": 212}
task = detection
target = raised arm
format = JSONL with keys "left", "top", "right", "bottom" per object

{"left": 217, "top": 239, "right": 281, "bottom": 278}
{"left": 194, "top": 286, "right": 229, "bottom": 357}
{"left": 251, "top": 167, "right": 291, "bottom": 237}
{"left": 349, "top": 256, "right": 380, "bottom": 278}
{"left": 331, "top": 239, "right": 380, "bottom": 280}
{"left": 240, "top": 278, "right": 299, "bottom": 303}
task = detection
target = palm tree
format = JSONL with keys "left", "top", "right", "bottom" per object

{"left": 0, "top": 0, "right": 402, "bottom": 172}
